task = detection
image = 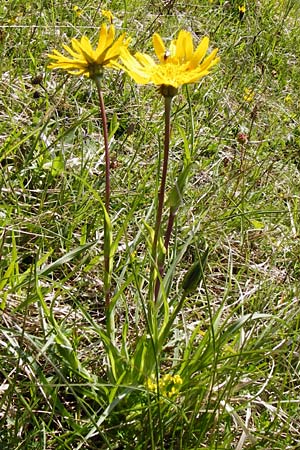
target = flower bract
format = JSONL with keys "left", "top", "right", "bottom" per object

{"left": 120, "top": 30, "right": 219, "bottom": 94}
{"left": 48, "top": 13, "right": 130, "bottom": 79}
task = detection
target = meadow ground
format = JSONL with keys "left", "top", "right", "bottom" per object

{"left": 0, "top": 1, "right": 300, "bottom": 448}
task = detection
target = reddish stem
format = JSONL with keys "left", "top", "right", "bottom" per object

{"left": 152, "top": 96, "right": 173, "bottom": 301}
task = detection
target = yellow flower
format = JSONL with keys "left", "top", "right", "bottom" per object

{"left": 120, "top": 30, "right": 219, "bottom": 96}
{"left": 73, "top": 5, "right": 82, "bottom": 17}
{"left": 48, "top": 13, "right": 130, "bottom": 79}
{"left": 146, "top": 373, "right": 183, "bottom": 398}
{"left": 243, "top": 87, "right": 254, "bottom": 102}
{"left": 284, "top": 94, "right": 292, "bottom": 104}
{"left": 238, "top": 5, "right": 246, "bottom": 14}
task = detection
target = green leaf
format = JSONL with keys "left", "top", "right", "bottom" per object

{"left": 177, "top": 124, "right": 192, "bottom": 164}
{"left": 131, "top": 335, "right": 156, "bottom": 383}
{"left": 0, "top": 232, "right": 18, "bottom": 309}
{"left": 55, "top": 332, "right": 80, "bottom": 372}
{"left": 157, "top": 249, "right": 209, "bottom": 351}
{"left": 182, "top": 247, "right": 209, "bottom": 295}
{"left": 142, "top": 220, "right": 154, "bottom": 248}
{"left": 142, "top": 220, "right": 166, "bottom": 257}
{"left": 166, "top": 162, "right": 194, "bottom": 211}
{"left": 109, "top": 112, "right": 119, "bottom": 139}
{"left": 38, "top": 242, "right": 95, "bottom": 276}
{"left": 43, "top": 155, "right": 64, "bottom": 176}
{"left": 250, "top": 219, "right": 265, "bottom": 229}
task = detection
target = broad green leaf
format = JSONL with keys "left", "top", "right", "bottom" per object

{"left": 43, "top": 155, "right": 64, "bottom": 176}
{"left": 182, "top": 247, "right": 209, "bottom": 295}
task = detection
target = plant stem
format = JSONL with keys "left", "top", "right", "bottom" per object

{"left": 95, "top": 77, "right": 110, "bottom": 213}
{"left": 154, "top": 209, "right": 176, "bottom": 300}
{"left": 164, "top": 208, "right": 176, "bottom": 253}
{"left": 152, "top": 95, "right": 173, "bottom": 301}
{"left": 94, "top": 76, "right": 111, "bottom": 310}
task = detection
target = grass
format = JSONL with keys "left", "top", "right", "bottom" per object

{"left": 1, "top": 0, "right": 300, "bottom": 448}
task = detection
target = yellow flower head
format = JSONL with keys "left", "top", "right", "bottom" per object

{"left": 48, "top": 12, "right": 130, "bottom": 79}
{"left": 146, "top": 373, "right": 183, "bottom": 398}
{"left": 73, "top": 5, "right": 82, "bottom": 17}
{"left": 120, "top": 30, "right": 219, "bottom": 96}
{"left": 243, "top": 87, "right": 254, "bottom": 102}
{"left": 284, "top": 94, "right": 292, "bottom": 104}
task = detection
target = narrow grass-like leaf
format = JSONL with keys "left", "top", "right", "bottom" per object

{"left": 38, "top": 242, "right": 95, "bottom": 276}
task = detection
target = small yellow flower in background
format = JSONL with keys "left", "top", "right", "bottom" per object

{"left": 243, "top": 87, "right": 254, "bottom": 102}
{"left": 8, "top": 13, "right": 23, "bottom": 25}
{"left": 47, "top": 11, "right": 130, "bottom": 79}
{"left": 120, "top": 30, "right": 219, "bottom": 96}
{"left": 146, "top": 377, "right": 157, "bottom": 392}
{"left": 238, "top": 4, "right": 246, "bottom": 19}
{"left": 73, "top": 5, "right": 82, "bottom": 17}
{"left": 284, "top": 94, "right": 292, "bottom": 104}
{"left": 146, "top": 373, "right": 183, "bottom": 398}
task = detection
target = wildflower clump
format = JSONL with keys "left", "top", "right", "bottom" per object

{"left": 47, "top": 10, "right": 130, "bottom": 316}
{"left": 146, "top": 374, "right": 183, "bottom": 398}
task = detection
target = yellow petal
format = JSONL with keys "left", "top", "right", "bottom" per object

{"left": 169, "top": 40, "right": 177, "bottom": 58}
{"left": 127, "top": 70, "right": 151, "bottom": 84}
{"left": 47, "top": 60, "right": 89, "bottom": 76}
{"left": 153, "top": 33, "right": 166, "bottom": 62}
{"left": 105, "top": 24, "right": 115, "bottom": 50}
{"left": 70, "top": 38, "right": 83, "bottom": 55}
{"left": 189, "top": 36, "right": 209, "bottom": 68}
{"left": 47, "top": 50, "right": 65, "bottom": 60}
{"left": 102, "top": 39, "right": 124, "bottom": 64}
{"left": 175, "top": 30, "right": 194, "bottom": 62}
{"left": 79, "top": 36, "right": 95, "bottom": 62}
{"left": 96, "top": 24, "right": 108, "bottom": 56}
{"left": 62, "top": 43, "right": 82, "bottom": 59}
{"left": 135, "top": 52, "right": 156, "bottom": 67}
{"left": 198, "top": 48, "right": 219, "bottom": 72}
{"left": 71, "top": 37, "right": 94, "bottom": 64}
{"left": 182, "top": 69, "right": 210, "bottom": 84}
{"left": 120, "top": 49, "right": 143, "bottom": 72}
{"left": 48, "top": 60, "right": 87, "bottom": 69}
{"left": 120, "top": 49, "right": 152, "bottom": 83}
{"left": 101, "top": 9, "right": 114, "bottom": 24}
{"left": 152, "top": 72, "right": 179, "bottom": 88}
